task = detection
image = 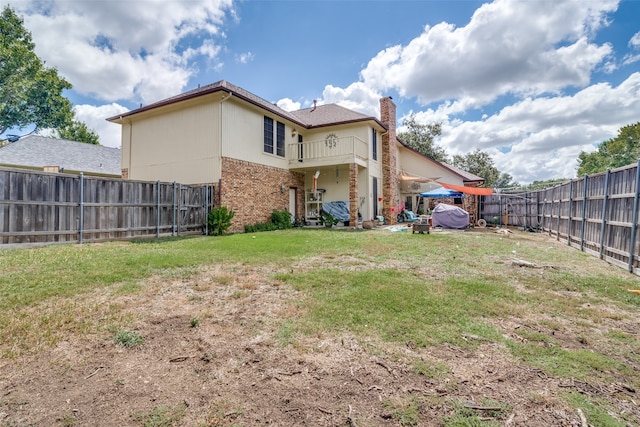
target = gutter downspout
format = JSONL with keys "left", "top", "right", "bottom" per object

{"left": 218, "top": 91, "right": 232, "bottom": 205}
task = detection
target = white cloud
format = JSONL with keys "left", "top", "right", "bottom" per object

{"left": 276, "top": 98, "right": 301, "bottom": 112}
{"left": 439, "top": 72, "right": 640, "bottom": 183}
{"left": 316, "top": 0, "right": 626, "bottom": 184}
{"left": 235, "top": 51, "right": 254, "bottom": 64}
{"left": 629, "top": 31, "right": 640, "bottom": 49}
{"left": 73, "top": 104, "right": 130, "bottom": 148}
{"left": 12, "top": 0, "right": 234, "bottom": 105}
{"left": 358, "top": 0, "right": 617, "bottom": 107}
{"left": 320, "top": 82, "right": 381, "bottom": 117}
{"left": 623, "top": 31, "right": 640, "bottom": 65}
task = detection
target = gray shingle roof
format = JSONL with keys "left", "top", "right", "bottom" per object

{"left": 0, "top": 135, "right": 121, "bottom": 176}
{"left": 441, "top": 161, "right": 484, "bottom": 183}
{"left": 107, "top": 80, "right": 386, "bottom": 130}
{"left": 290, "top": 104, "right": 375, "bottom": 128}
{"left": 108, "top": 80, "right": 306, "bottom": 126}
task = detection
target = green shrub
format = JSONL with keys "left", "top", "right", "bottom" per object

{"left": 207, "top": 206, "right": 235, "bottom": 236}
{"left": 115, "top": 330, "right": 144, "bottom": 348}
{"left": 244, "top": 210, "right": 292, "bottom": 233}
{"left": 271, "top": 210, "right": 292, "bottom": 229}
{"left": 319, "top": 211, "right": 339, "bottom": 227}
{"left": 244, "top": 222, "right": 277, "bottom": 233}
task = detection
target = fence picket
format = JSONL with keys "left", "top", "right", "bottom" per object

{"left": 480, "top": 162, "right": 640, "bottom": 275}
{"left": 0, "top": 168, "right": 214, "bottom": 245}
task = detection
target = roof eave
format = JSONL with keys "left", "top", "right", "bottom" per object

{"left": 106, "top": 85, "right": 309, "bottom": 128}
{"left": 306, "top": 117, "right": 387, "bottom": 131}
{"left": 397, "top": 138, "right": 485, "bottom": 185}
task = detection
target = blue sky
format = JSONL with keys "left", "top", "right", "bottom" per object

{"left": 6, "top": 0, "right": 640, "bottom": 184}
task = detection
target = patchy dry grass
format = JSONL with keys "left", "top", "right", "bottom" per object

{"left": 1, "top": 228, "right": 639, "bottom": 426}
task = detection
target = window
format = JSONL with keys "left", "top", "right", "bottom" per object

{"left": 263, "top": 117, "right": 285, "bottom": 158}
{"left": 264, "top": 117, "right": 274, "bottom": 154}
{"left": 372, "top": 129, "right": 377, "bottom": 161}
{"left": 276, "top": 121, "right": 285, "bottom": 157}
{"left": 373, "top": 177, "right": 378, "bottom": 217}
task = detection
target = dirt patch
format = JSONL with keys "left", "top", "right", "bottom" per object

{"left": 1, "top": 257, "right": 638, "bottom": 426}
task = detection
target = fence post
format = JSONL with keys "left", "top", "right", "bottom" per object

{"left": 628, "top": 160, "right": 640, "bottom": 273}
{"left": 567, "top": 180, "right": 573, "bottom": 245}
{"left": 524, "top": 191, "right": 528, "bottom": 230}
{"left": 156, "top": 180, "right": 161, "bottom": 238}
{"left": 549, "top": 187, "right": 556, "bottom": 237}
{"left": 580, "top": 174, "right": 588, "bottom": 251}
{"left": 204, "top": 185, "right": 209, "bottom": 236}
{"left": 78, "top": 172, "right": 84, "bottom": 244}
{"left": 178, "top": 183, "right": 182, "bottom": 236}
{"left": 536, "top": 191, "right": 540, "bottom": 231}
{"left": 599, "top": 169, "right": 611, "bottom": 259}
{"left": 556, "top": 185, "right": 562, "bottom": 241}
{"left": 172, "top": 181, "right": 177, "bottom": 236}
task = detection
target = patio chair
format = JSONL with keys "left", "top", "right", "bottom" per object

{"left": 397, "top": 210, "right": 420, "bottom": 223}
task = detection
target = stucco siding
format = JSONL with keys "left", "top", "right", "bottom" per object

{"left": 125, "top": 98, "right": 221, "bottom": 184}
{"left": 222, "top": 99, "right": 292, "bottom": 170}
{"left": 398, "top": 147, "right": 463, "bottom": 186}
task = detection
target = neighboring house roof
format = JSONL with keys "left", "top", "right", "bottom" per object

{"left": 397, "top": 138, "right": 485, "bottom": 184}
{"left": 107, "top": 79, "right": 386, "bottom": 130}
{"left": 0, "top": 135, "right": 121, "bottom": 176}
{"left": 441, "top": 162, "right": 484, "bottom": 183}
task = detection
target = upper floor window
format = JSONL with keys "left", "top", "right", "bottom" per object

{"left": 372, "top": 128, "right": 378, "bottom": 161}
{"left": 264, "top": 117, "right": 274, "bottom": 154}
{"left": 276, "top": 121, "right": 285, "bottom": 157}
{"left": 263, "top": 116, "right": 286, "bottom": 158}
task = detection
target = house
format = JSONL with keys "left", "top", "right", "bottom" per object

{"left": 107, "top": 80, "right": 483, "bottom": 231}
{"left": 0, "top": 135, "right": 121, "bottom": 177}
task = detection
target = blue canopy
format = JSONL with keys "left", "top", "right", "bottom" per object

{"left": 420, "top": 186, "right": 464, "bottom": 198}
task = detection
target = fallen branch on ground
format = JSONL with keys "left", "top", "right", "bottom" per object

{"left": 84, "top": 366, "right": 104, "bottom": 379}
{"left": 169, "top": 356, "right": 195, "bottom": 363}
{"left": 510, "top": 258, "right": 559, "bottom": 269}
{"left": 464, "top": 403, "right": 503, "bottom": 411}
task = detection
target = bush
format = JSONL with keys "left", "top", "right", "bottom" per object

{"left": 319, "top": 211, "right": 339, "bottom": 228}
{"left": 271, "top": 210, "right": 292, "bottom": 230}
{"left": 244, "top": 210, "right": 293, "bottom": 233}
{"left": 207, "top": 206, "right": 235, "bottom": 236}
{"left": 244, "top": 222, "right": 277, "bottom": 233}
{"left": 115, "top": 330, "right": 144, "bottom": 348}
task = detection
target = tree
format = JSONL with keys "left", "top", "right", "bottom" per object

{"left": 494, "top": 172, "right": 520, "bottom": 189}
{"left": 525, "top": 178, "right": 569, "bottom": 190}
{"left": 451, "top": 149, "right": 519, "bottom": 188}
{"left": 397, "top": 114, "right": 447, "bottom": 163}
{"left": 577, "top": 122, "right": 640, "bottom": 176}
{"left": 452, "top": 149, "right": 500, "bottom": 187}
{"left": 57, "top": 119, "right": 100, "bottom": 145}
{"left": 0, "top": 6, "right": 73, "bottom": 136}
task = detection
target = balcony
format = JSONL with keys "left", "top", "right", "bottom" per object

{"left": 288, "top": 135, "right": 369, "bottom": 169}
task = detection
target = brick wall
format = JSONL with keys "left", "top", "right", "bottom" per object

{"left": 379, "top": 97, "right": 399, "bottom": 225}
{"left": 220, "top": 157, "right": 305, "bottom": 232}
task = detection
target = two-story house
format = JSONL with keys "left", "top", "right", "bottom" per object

{"left": 107, "top": 80, "right": 483, "bottom": 231}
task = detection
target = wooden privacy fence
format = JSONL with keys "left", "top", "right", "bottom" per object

{"left": 480, "top": 161, "right": 640, "bottom": 274}
{"left": 0, "top": 168, "right": 215, "bottom": 245}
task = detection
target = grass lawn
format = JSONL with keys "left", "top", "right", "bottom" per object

{"left": 1, "top": 228, "right": 639, "bottom": 426}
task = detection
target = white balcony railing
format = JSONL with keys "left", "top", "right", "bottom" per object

{"left": 288, "top": 135, "right": 368, "bottom": 166}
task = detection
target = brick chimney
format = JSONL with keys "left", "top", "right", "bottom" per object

{"left": 379, "top": 97, "right": 399, "bottom": 225}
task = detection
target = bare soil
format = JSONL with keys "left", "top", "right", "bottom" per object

{"left": 1, "top": 233, "right": 639, "bottom": 426}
